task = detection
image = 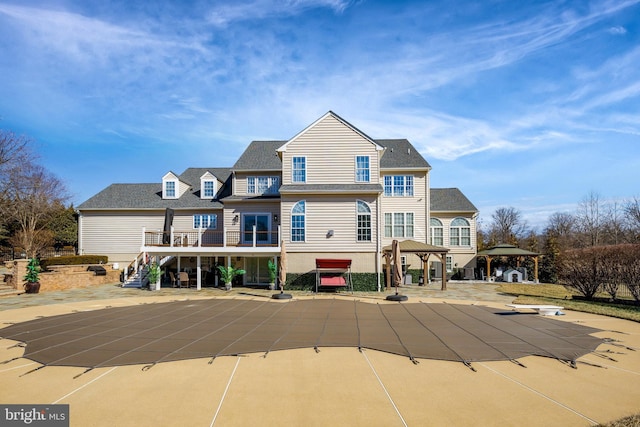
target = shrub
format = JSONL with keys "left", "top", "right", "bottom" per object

{"left": 40, "top": 255, "right": 109, "bottom": 270}
{"left": 559, "top": 244, "right": 640, "bottom": 302}
{"left": 284, "top": 272, "right": 379, "bottom": 292}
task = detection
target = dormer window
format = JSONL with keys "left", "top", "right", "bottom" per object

{"left": 203, "top": 181, "right": 215, "bottom": 198}
{"left": 199, "top": 172, "right": 217, "bottom": 199}
{"left": 164, "top": 181, "right": 176, "bottom": 199}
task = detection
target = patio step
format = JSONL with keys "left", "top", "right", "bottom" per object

{"left": 0, "top": 284, "right": 21, "bottom": 296}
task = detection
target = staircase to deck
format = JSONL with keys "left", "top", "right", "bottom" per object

{"left": 121, "top": 254, "right": 174, "bottom": 289}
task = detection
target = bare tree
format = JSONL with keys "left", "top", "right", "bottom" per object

{"left": 489, "top": 207, "right": 528, "bottom": 245}
{"left": 0, "top": 163, "right": 69, "bottom": 257}
{"left": 575, "top": 191, "right": 607, "bottom": 247}
{"left": 0, "top": 129, "right": 29, "bottom": 171}
{"left": 603, "top": 199, "right": 625, "bottom": 245}
{"left": 624, "top": 197, "right": 640, "bottom": 243}
{"left": 545, "top": 212, "right": 576, "bottom": 250}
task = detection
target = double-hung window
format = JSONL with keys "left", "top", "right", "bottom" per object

{"left": 430, "top": 218, "right": 443, "bottom": 246}
{"left": 164, "top": 181, "right": 176, "bottom": 198}
{"left": 450, "top": 218, "right": 471, "bottom": 246}
{"left": 356, "top": 201, "right": 372, "bottom": 241}
{"left": 384, "top": 212, "right": 414, "bottom": 238}
{"left": 355, "top": 156, "right": 370, "bottom": 182}
{"left": 291, "top": 201, "right": 306, "bottom": 241}
{"left": 292, "top": 157, "right": 306, "bottom": 183}
{"left": 202, "top": 181, "right": 215, "bottom": 198}
{"left": 193, "top": 214, "right": 217, "bottom": 229}
{"left": 384, "top": 175, "right": 413, "bottom": 197}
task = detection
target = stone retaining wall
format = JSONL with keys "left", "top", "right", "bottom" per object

{"left": 4, "top": 260, "right": 121, "bottom": 293}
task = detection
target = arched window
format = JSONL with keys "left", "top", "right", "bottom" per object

{"left": 430, "top": 218, "right": 443, "bottom": 246}
{"left": 450, "top": 217, "right": 471, "bottom": 246}
{"left": 291, "top": 201, "right": 306, "bottom": 242}
{"left": 356, "top": 200, "right": 371, "bottom": 241}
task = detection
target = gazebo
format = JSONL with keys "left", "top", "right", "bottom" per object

{"left": 383, "top": 240, "right": 450, "bottom": 290}
{"left": 476, "top": 244, "right": 539, "bottom": 283}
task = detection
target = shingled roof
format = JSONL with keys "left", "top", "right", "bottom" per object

{"left": 231, "top": 138, "right": 430, "bottom": 171}
{"left": 430, "top": 188, "right": 478, "bottom": 212}
{"left": 377, "top": 139, "right": 431, "bottom": 169}
{"left": 233, "top": 140, "right": 284, "bottom": 171}
{"left": 78, "top": 168, "right": 232, "bottom": 210}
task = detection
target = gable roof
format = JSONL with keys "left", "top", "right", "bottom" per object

{"left": 378, "top": 139, "right": 431, "bottom": 169}
{"left": 233, "top": 140, "right": 284, "bottom": 171}
{"left": 430, "top": 188, "right": 478, "bottom": 213}
{"left": 277, "top": 111, "right": 384, "bottom": 153}
{"left": 78, "top": 168, "right": 232, "bottom": 210}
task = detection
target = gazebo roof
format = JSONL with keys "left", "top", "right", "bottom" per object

{"left": 477, "top": 244, "right": 539, "bottom": 257}
{"left": 383, "top": 240, "right": 449, "bottom": 254}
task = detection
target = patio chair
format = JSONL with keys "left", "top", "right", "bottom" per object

{"left": 178, "top": 272, "right": 190, "bottom": 288}
{"left": 169, "top": 272, "right": 178, "bottom": 288}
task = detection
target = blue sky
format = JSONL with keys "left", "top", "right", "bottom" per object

{"left": 1, "top": 0, "right": 639, "bottom": 231}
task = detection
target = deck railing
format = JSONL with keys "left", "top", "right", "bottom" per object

{"left": 143, "top": 226, "right": 280, "bottom": 248}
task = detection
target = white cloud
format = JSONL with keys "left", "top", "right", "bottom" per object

{"left": 608, "top": 25, "right": 627, "bottom": 35}
{"left": 207, "top": 0, "right": 355, "bottom": 26}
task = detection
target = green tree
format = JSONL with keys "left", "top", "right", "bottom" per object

{"left": 47, "top": 203, "right": 78, "bottom": 248}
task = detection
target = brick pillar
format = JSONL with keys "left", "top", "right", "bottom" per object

{"left": 11, "top": 259, "right": 29, "bottom": 290}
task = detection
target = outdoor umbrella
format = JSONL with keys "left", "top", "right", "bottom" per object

{"left": 387, "top": 239, "right": 408, "bottom": 301}
{"left": 272, "top": 239, "right": 292, "bottom": 299}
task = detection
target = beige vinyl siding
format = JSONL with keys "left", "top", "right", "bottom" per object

{"left": 281, "top": 194, "right": 378, "bottom": 253}
{"left": 234, "top": 172, "right": 281, "bottom": 196}
{"left": 80, "top": 211, "right": 164, "bottom": 259}
{"left": 80, "top": 210, "right": 225, "bottom": 262}
{"left": 222, "top": 203, "right": 280, "bottom": 233}
{"left": 379, "top": 170, "right": 428, "bottom": 247}
{"left": 287, "top": 252, "right": 378, "bottom": 274}
{"left": 431, "top": 212, "right": 478, "bottom": 269}
{"left": 281, "top": 115, "right": 380, "bottom": 185}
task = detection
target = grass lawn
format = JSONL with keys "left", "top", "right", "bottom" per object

{"left": 496, "top": 283, "right": 640, "bottom": 323}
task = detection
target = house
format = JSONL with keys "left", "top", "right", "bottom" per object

{"left": 77, "top": 111, "right": 479, "bottom": 290}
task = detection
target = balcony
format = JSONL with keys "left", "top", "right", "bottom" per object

{"left": 142, "top": 226, "right": 280, "bottom": 253}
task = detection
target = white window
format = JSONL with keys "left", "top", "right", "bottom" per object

{"left": 291, "top": 201, "right": 306, "bottom": 241}
{"left": 292, "top": 157, "right": 306, "bottom": 183}
{"left": 269, "top": 176, "right": 280, "bottom": 194}
{"left": 384, "top": 212, "right": 414, "bottom": 238}
{"left": 450, "top": 217, "right": 471, "bottom": 246}
{"left": 193, "top": 214, "right": 217, "bottom": 229}
{"left": 164, "top": 181, "right": 176, "bottom": 199}
{"left": 355, "top": 156, "right": 370, "bottom": 182}
{"left": 202, "top": 181, "right": 215, "bottom": 198}
{"left": 247, "top": 176, "right": 280, "bottom": 195}
{"left": 430, "top": 218, "right": 443, "bottom": 246}
{"left": 446, "top": 256, "right": 453, "bottom": 273}
{"left": 356, "top": 200, "right": 371, "bottom": 241}
{"left": 384, "top": 175, "right": 413, "bottom": 196}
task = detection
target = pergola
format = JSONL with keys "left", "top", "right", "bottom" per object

{"left": 476, "top": 244, "right": 540, "bottom": 283}
{"left": 383, "top": 240, "right": 450, "bottom": 290}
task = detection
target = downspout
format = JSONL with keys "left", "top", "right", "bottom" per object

{"left": 77, "top": 211, "right": 83, "bottom": 255}
{"left": 376, "top": 195, "right": 381, "bottom": 292}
